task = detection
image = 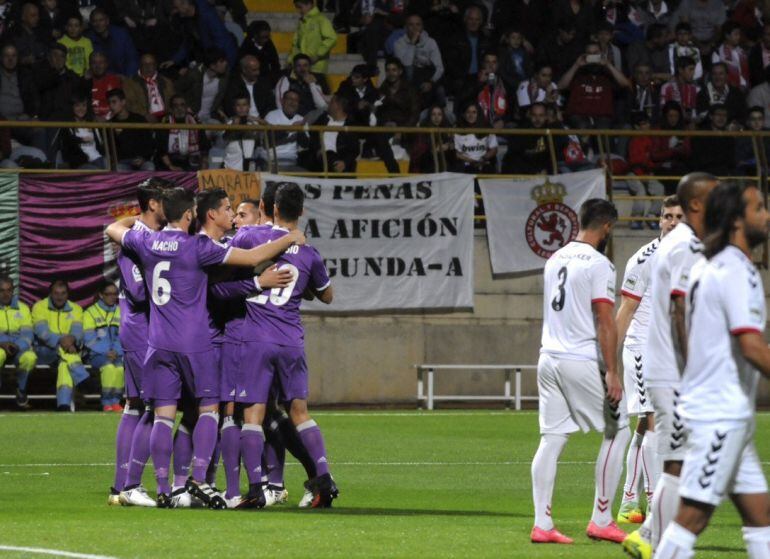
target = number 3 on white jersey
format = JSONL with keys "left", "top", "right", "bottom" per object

{"left": 248, "top": 264, "right": 299, "bottom": 307}
{"left": 151, "top": 261, "right": 172, "bottom": 306}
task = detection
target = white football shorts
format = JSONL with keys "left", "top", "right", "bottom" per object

{"left": 623, "top": 346, "right": 654, "bottom": 416}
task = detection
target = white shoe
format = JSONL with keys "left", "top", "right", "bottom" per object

{"left": 298, "top": 481, "right": 313, "bottom": 508}
{"left": 264, "top": 486, "right": 288, "bottom": 507}
{"left": 170, "top": 486, "right": 204, "bottom": 509}
{"left": 224, "top": 495, "right": 242, "bottom": 509}
{"left": 119, "top": 485, "right": 156, "bottom": 507}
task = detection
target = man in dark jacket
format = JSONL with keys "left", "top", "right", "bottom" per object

{"left": 0, "top": 44, "right": 46, "bottom": 155}
{"left": 221, "top": 54, "right": 275, "bottom": 119}
{"left": 107, "top": 88, "right": 155, "bottom": 171}
{"left": 443, "top": 5, "right": 492, "bottom": 98}
{"left": 36, "top": 43, "right": 86, "bottom": 121}
{"left": 377, "top": 57, "right": 420, "bottom": 127}
{"left": 86, "top": 8, "right": 139, "bottom": 76}
{"left": 174, "top": 49, "right": 229, "bottom": 123}
{"left": 748, "top": 23, "right": 770, "bottom": 88}
{"left": 303, "top": 95, "right": 359, "bottom": 173}
{"left": 502, "top": 102, "right": 553, "bottom": 173}
{"left": 238, "top": 20, "right": 281, "bottom": 87}
{"left": 169, "top": 0, "right": 237, "bottom": 69}
{"left": 9, "top": 2, "right": 50, "bottom": 67}
{"left": 691, "top": 104, "right": 736, "bottom": 176}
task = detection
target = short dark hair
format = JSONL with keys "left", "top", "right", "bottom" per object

{"left": 293, "top": 53, "right": 312, "bottom": 65}
{"left": 385, "top": 57, "right": 404, "bottom": 71}
{"left": 675, "top": 22, "right": 692, "bottom": 34}
{"left": 579, "top": 199, "right": 618, "bottom": 230}
{"left": 722, "top": 21, "right": 741, "bottom": 36}
{"left": 137, "top": 177, "right": 175, "bottom": 212}
{"left": 66, "top": 12, "right": 84, "bottom": 24}
{"left": 0, "top": 274, "right": 13, "bottom": 288}
{"left": 98, "top": 280, "right": 118, "bottom": 294}
{"left": 749, "top": 105, "right": 765, "bottom": 116}
{"left": 232, "top": 94, "right": 250, "bottom": 109}
{"left": 203, "top": 48, "right": 227, "bottom": 67}
{"left": 239, "top": 198, "right": 260, "bottom": 209}
{"left": 662, "top": 194, "right": 681, "bottom": 208}
{"left": 675, "top": 56, "right": 695, "bottom": 72}
{"left": 106, "top": 88, "right": 125, "bottom": 101}
{"left": 677, "top": 172, "right": 718, "bottom": 214}
{"left": 275, "top": 183, "right": 305, "bottom": 221}
{"left": 195, "top": 188, "right": 229, "bottom": 227}
{"left": 49, "top": 279, "right": 69, "bottom": 293}
{"left": 261, "top": 182, "right": 281, "bottom": 218}
{"left": 646, "top": 23, "right": 667, "bottom": 41}
{"left": 162, "top": 187, "right": 196, "bottom": 223}
{"left": 247, "top": 20, "right": 271, "bottom": 36}
{"left": 703, "top": 182, "right": 752, "bottom": 258}
{"left": 708, "top": 103, "right": 728, "bottom": 116}
{"left": 710, "top": 61, "right": 728, "bottom": 74}
{"left": 90, "top": 7, "right": 109, "bottom": 20}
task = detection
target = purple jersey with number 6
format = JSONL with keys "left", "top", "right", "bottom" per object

{"left": 235, "top": 226, "right": 330, "bottom": 348}
{"left": 121, "top": 227, "right": 232, "bottom": 353}
{"left": 117, "top": 220, "right": 151, "bottom": 352}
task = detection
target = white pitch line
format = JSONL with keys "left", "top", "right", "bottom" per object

{"left": 0, "top": 460, "right": 619, "bottom": 467}
{"left": 0, "top": 411, "right": 536, "bottom": 418}
{"left": 0, "top": 545, "right": 118, "bottom": 559}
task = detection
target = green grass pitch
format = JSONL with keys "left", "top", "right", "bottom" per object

{"left": 0, "top": 410, "right": 761, "bottom": 558}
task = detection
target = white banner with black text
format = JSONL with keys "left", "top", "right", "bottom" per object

{"left": 259, "top": 173, "right": 475, "bottom": 312}
{"left": 479, "top": 169, "right": 607, "bottom": 274}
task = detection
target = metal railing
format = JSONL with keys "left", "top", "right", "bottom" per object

{"left": 414, "top": 364, "right": 538, "bottom": 410}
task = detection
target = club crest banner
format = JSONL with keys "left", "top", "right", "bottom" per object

{"left": 259, "top": 173, "right": 475, "bottom": 312}
{"left": 479, "top": 169, "right": 606, "bottom": 274}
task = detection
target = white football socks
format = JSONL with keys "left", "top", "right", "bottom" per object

{"left": 743, "top": 526, "right": 770, "bottom": 559}
{"left": 656, "top": 522, "right": 696, "bottom": 559}
{"left": 592, "top": 427, "right": 631, "bottom": 526}
{"left": 531, "top": 433, "right": 569, "bottom": 530}
{"left": 651, "top": 473, "right": 681, "bottom": 549}
{"left": 641, "top": 430, "right": 660, "bottom": 499}
{"left": 622, "top": 431, "right": 645, "bottom": 503}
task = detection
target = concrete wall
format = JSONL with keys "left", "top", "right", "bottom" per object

{"left": 304, "top": 229, "right": 770, "bottom": 405}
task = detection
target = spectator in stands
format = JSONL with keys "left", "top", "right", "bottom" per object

{"left": 264, "top": 89, "right": 309, "bottom": 171}
{"left": 0, "top": 44, "right": 47, "bottom": 156}
{"left": 596, "top": 22, "right": 622, "bottom": 70}
{"left": 393, "top": 14, "right": 445, "bottom": 109}
{"left": 155, "top": 95, "right": 209, "bottom": 171}
{"left": 667, "top": 22, "right": 703, "bottom": 81}
{"left": 712, "top": 21, "right": 749, "bottom": 89}
{"left": 660, "top": 56, "right": 699, "bottom": 123}
{"left": 32, "top": 280, "right": 87, "bottom": 412}
{"left": 696, "top": 62, "right": 747, "bottom": 125}
{"left": 356, "top": 0, "right": 399, "bottom": 71}
{"left": 303, "top": 94, "right": 359, "bottom": 173}
{"left": 551, "top": 0, "right": 596, "bottom": 43}
{"left": 168, "top": 0, "right": 237, "bottom": 70}
{"left": 222, "top": 54, "right": 275, "bottom": 119}
{"left": 453, "top": 101, "right": 498, "bottom": 173}
{"left": 112, "top": 0, "right": 173, "bottom": 59}
{"left": 731, "top": 0, "right": 762, "bottom": 43}
{"left": 0, "top": 0, "right": 13, "bottom": 38}
{"left": 639, "top": 0, "right": 674, "bottom": 30}
{"left": 0, "top": 274, "right": 37, "bottom": 409}
{"left": 625, "top": 23, "right": 673, "bottom": 83}
{"left": 239, "top": 20, "right": 281, "bottom": 87}
{"left": 735, "top": 106, "right": 770, "bottom": 174}
{"left": 490, "top": 0, "right": 547, "bottom": 49}
{"left": 59, "top": 13, "right": 92, "bottom": 77}
{"left": 58, "top": 94, "right": 106, "bottom": 169}
{"left": 558, "top": 42, "right": 631, "bottom": 129}
{"left": 626, "top": 111, "right": 665, "bottom": 228}
{"left": 222, "top": 94, "right": 266, "bottom": 171}
{"left": 275, "top": 53, "right": 330, "bottom": 120}
{"left": 691, "top": 104, "right": 736, "bottom": 175}
{"left": 625, "top": 62, "right": 660, "bottom": 125}
{"left": 290, "top": 0, "right": 337, "bottom": 76}
{"left": 536, "top": 22, "right": 584, "bottom": 81}
{"left": 10, "top": 2, "right": 49, "bottom": 67}
{"left": 35, "top": 44, "right": 84, "bottom": 123}
{"left": 498, "top": 27, "right": 532, "bottom": 96}
{"left": 107, "top": 88, "right": 155, "bottom": 171}
{"left": 651, "top": 101, "right": 691, "bottom": 189}
{"left": 39, "top": 0, "right": 71, "bottom": 40}
{"left": 409, "top": 104, "right": 453, "bottom": 173}
{"left": 749, "top": 23, "right": 770, "bottom": 87}
{"left": 86, "top": 51, "right": 121, "bottom": 120}
{"left": 335, "top": 64, "right": 378, "bottom": 127}
{"left": 83, "top": 281, "right": 123, "bottom": 412}
{"left": 174, "top": 49, "right": 229, "bottom": 124}
{"left": 377, "top": 57, "right": 420, "bottom": 127}
{"left": 516, "top": 64, "right": 561, "bottom": 114}
{"left": 748, "top": 65, "right": 770, "bottom": 128}
{"left": 87, "top": 8, "right": 139, "bottom": 76}
{"left": 501, "top": 102, "right": 553, "bottom": 174}
{"left": 124, "top": 53, "right": 175, "bottom": 122}
{"left": 443, "top": 5, "right": 492, "bottom": 97}
{"left": 457, "top": 51, "right": 510, "bottom": 128}
{"left": 670, "top": 0, "right": 726, "bottom": 52}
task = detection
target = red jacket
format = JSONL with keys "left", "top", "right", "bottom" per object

{"left": 90, "top": 74, "right": 122, "bottom": 118}
{"left": 628, "top": 136, "right": 655, "bottom": 174}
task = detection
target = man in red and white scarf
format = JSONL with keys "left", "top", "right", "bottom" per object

{"left": 712, "top": 22, "right": 750, "bottom": 89}
{"left": 124, "top": 53, "right": 174, "bottom": 122}
{"left": 158, "top": 95, "right": 209, "bottom": 171}
{"left": 475, "top": 52, "right": 508, "bottom": 128}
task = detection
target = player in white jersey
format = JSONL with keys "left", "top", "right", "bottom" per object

{"left": 623, "top": 173, "right": 718, "bottom": 559}
{"left": 616, "top": 197, "right": 683, "bottom": 524}
{"left": 531, "top": 199, "right": 630, "bottom": 545}
{"left": 656, "top": 182, "right": 770, "bottom": 559}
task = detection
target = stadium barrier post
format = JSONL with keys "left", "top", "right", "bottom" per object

{"left": 504, "top": 369, "right": 512, "bottom": 410}
{"left": 417, "top": 366, "right": 424, "bottom": 409}
{"left": 427, "top": 367, "right": 434, "bottom": 411}
{"left": 515, "top": 368, "right": 522, "bottom": 411}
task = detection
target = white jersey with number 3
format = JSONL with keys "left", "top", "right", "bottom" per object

{"left": 540, "top": 241, "right": 617, "bottom": 362}
{"left": 644, "top": 223, "right": 703, "bottom": 387}
{"left": 621, "top": 238, "right": 659, "bottom": 350}
{"left": 679, "top": 246, "right": 765, "bottom": 422}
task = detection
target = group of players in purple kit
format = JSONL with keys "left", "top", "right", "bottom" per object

{"left": 104, "top": 177, "right": 337, "bottom": 510}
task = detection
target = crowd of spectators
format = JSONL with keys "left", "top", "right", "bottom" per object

{"left": 1, "top": 0, "right": 770, "bottom": 197}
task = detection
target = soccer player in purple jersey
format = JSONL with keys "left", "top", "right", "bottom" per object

{"left": 114, "top": 178, "right": 175, "bottom": 508}
{"left": 106, "top": 187, "right": 305, "bottom": 508}
{"left": 232, "top": 182, "right": 337, "bottom": 509}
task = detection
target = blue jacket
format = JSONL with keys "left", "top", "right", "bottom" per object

{"left": 0, "top": 297, "right": 34, "bottom": 352}
{"left": 83, "top": 301, "right": 122, "bottom": 366}
{"left": 87, "top": 25, "right": 139, "bottom": 77}
{"left": 172, "top": 0, "right": 237, "bottom": 68}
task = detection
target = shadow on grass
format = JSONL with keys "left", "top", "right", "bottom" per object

{"left": 263, "top": 507, "right": 525, "bottom": 518}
